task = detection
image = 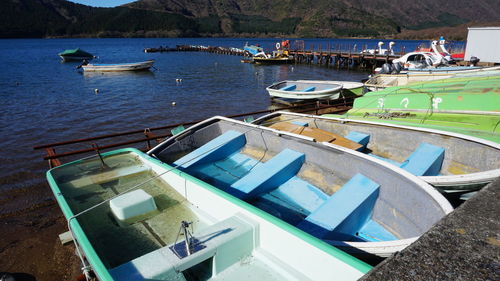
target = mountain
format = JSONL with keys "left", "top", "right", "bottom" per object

{"left": 126, "top": 0, "right": 500, "bottom": 34}
{"left": 0, "top": 0, "right": 199, "bottom": 38}
{"left": 1, "top": 0, "right": 499, "bottom": 38}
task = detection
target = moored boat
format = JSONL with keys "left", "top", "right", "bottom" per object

{"left": 252, "top": 111, "right": 500, "bottom": 193}
{"left": 339, "top": 74, "right": 500, "bottom": 143}
{"left": 365, "top": 66, "right": 500, "bottom": 91}
{"left": 59, "top": 48, "right": 94, "bottom": 62}
{"left": 47, "top": 148, "right": 371, "bottom": 281}
{"left": 266, "top": 80, "right": 344, "bottom": 100}
{"left": 148, "top": 116, "right": 453, "bottom": 258}
{"left": 253, "top": 55, "right": 294, "bottom": 64}
{"left": 81, "top": 60, "right": 155, "bottom": 72}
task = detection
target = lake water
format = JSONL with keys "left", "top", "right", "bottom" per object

{"left": 0, "top": 37, "right": 464, "bottom": 217}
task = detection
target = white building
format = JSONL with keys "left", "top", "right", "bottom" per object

{"left": 464, "top": 27, "right": 500, "bottom": 63}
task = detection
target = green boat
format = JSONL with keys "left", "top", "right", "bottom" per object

{"left": 326, "top": 74, "right": 500, "bottom": 143}
{"left": 58, "top": 48, "right": 94, "bottom": 62}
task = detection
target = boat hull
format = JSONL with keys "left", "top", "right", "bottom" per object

{"left": 253, "top": 57, "right": 294, "bottom": 64}
{"left": 58, "top": 48, "right": 94, "bottom": 62}
{"left": 148, "top": 116, "right": 453, "bottom": 258}
{"left": 266, "top": 80, "right": 345, "bottom": 100}
{"left": 47, "top": 148, "right": 371, "bottom": 281}
{"left": 365, "top": 66, "right": 500, "bottom": 91}
{"left": 60, "top": 55, "right": 94, "bottom": 62}
{"left": 353, "top": 74, "right": 500, "bottom": 142}
{"left": 253, "top": 111, "right": 500, "bottom": 193}
{"left": 82, "top": 60, "right": 155, "bottom": 72}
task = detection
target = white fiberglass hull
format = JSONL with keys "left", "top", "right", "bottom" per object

{"left": 82, "top": 60, "right": 154, "bottom": 72}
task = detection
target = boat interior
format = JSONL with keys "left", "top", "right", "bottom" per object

{"left": 50, "top": 151, "right": 330, "bottom": 280}
{"left": 252, "top": 113, "right": 500, "bottom": 179}
{"left": 271, "top": 81, "right": 341, "bottom": 92}
{"left": 151, "top": 118, "right": 448, "bottom": 245}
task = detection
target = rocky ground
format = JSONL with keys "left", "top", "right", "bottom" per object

{"left": 0, "top": 200, "right": 81, "bottom": 281}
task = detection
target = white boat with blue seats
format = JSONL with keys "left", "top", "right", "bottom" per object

{"left": 148, "top": 116, "right": 453, "bottom": 258}
{"left": 47, "top": 147, "right": 372, "bottom": 281}
{"left": 266, "top": 80, "right": 345, "bottom": 100}
{"left": 251, "top": 111, "right": 500, "bottom": 193}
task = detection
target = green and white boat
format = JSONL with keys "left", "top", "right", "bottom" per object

{"left": 330, "top": 74, "right": 500, "bottom": 143}
{"left": 58, "top": 48, "right": 94, "bottom": 62}
{"left": 364, "top": 66, "right": 500, "bottom": 91}
{"left": 47, "top": 148, "right": 371, "bottom": 281}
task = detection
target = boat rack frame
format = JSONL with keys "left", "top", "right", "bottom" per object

{"left": 34, "top": 99, "right": 354, "bottom": 168}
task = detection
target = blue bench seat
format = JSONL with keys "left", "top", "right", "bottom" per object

{"left": 188, "top": 153, "right": 261, "bottom": 188}
{"left": 268, "top": 177, "right": 329, "bottom": 214}
{"left": 291, "top": 121, "right": 308, "bottom": 127}
{"left": 301, "top": 86, "right": 316, "bottom": 92}
{"left": 356, "top": 219, "right": 398, "bottom": 242}
{"left": 280, "top": 84, "right": 296, "bottom": 91}
{"left": 173, "top": 130, "right": 246, "bottom": 169}
{"left": 228, "top": 149, "right": 305, "bottom": 200}
{"left": 345, "top": 131, "right": 370, "bottom": 151}
{"left": 400, "top": 142, "right": 444, "bottom": 176}
{"left": 297, "top": 173, "right": 380, "bottom": 240}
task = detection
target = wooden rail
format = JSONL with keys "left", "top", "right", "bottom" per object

{"left": 35, "top": 99, "right": 354, "bottom": 167}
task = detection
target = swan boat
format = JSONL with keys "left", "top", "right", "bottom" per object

{"left": 148, "top": 116, "right": 453, "bottom": 258}
{"left": 252, "top": 111, "right": 500, "bottom": 193}
{"left": 47, "top": 148, "right": 372, "bottom": 281}
{"left": 81, "top": 60, "right": 155, "bottom": 72}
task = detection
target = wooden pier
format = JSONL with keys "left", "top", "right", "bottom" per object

{"left": 146, "top": 43, "right": 405, "bottom": 70}
{"left": 288, "top": 50, "right": 402, "bottom": 69}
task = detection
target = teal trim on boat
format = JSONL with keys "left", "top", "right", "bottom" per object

{"left": 47, "top": 168, "right": 115, "bottom": 281}
{"left": 47, "top": 147, "right": 372, "bottom": 279}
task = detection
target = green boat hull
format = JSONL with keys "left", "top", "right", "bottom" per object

{"left": 330, "top": 74, "right": 500, "bottom": 143}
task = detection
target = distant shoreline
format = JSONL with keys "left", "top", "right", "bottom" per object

{"left": 3, "top": 33, "right": 465, "bottom": 41}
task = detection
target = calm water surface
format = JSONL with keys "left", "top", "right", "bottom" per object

{"left": 0, "top": 37, "right": 463, "bottom": 215}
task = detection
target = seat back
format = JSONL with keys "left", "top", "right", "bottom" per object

{"left": 345, "top": 131, "right": 370, "bottom": 151}
{"left": 297, "top": 174, "right": 380, "bottom": 240}
{"left": 400, "top": 142, "right": 445, "bottom": 176}
{"left": 228, "top": 149, "right": 305, "bottom": 200}
{"left": 173, "top": 130, "right": 246, "bottom": 169}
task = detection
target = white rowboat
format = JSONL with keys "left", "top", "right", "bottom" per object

{"left": 81, "top": 60, "right": 155, "bottom": 72}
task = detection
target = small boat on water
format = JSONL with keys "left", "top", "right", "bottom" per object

{"left": 59, "top": 48, "right": 94, "bottom": 62}
{"left": 266, "top": 80, "right": 344, "bottom": 100}
{"left": 252, "top": 111, "right": 500, "bottom": 193}
{"left": 81, "top": 60, "right": 155, "bottom": 72}
{"left": 47, "top": 148, "right": 370, "bottom": 281}
{"left": 253, "top": 55, "right": 294, "bottom": 64}
{"left": 148, "top": 116, "right": 453, "bottom": 258}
